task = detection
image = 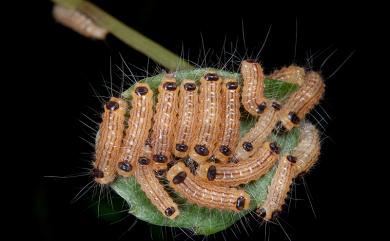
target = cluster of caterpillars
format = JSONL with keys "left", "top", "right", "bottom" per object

{"left": 92, "top": 60, "right": 324, "bottom": 221}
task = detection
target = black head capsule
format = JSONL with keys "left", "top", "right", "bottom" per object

{"left": 236, "top": 196, "right": 246, "bottom": 210}
{"left": 118, "top": 161, "right": 132, "bottom": 172}
{"left": 219, "top": 145, "right": 231, "bottom": 156}
{"left": 226, "top": 81, "right": 239, "bottom": 90}
{"left": 172, "top": 171, "right": 187, "bottom": 184}
{"left": 269, "top": 142, "right": 280, "bottom": 154}
{"left": 256, "top": 207, "right": 266, "bottom": 218}
{"left": 204, "top": 73, "right": 219, "bottom": 81}
{"left": 242, "top": 142, "right": 253, "bottom": 152}
{"left": 257, "top": 101, "right": 267, "bottom": 113}
{"left": 288, "top": 111, "right": 300, "bottom": 124}
{"left": 105, "top": 101, "right": 119, "bottom": 111}
{"left": 207, "top": 165, "right": 217, "bottom": 181}
{"left": 184, "top": 82, "right": 197, "bottom": 91}
{"left": 163, "top": 82, "right": 177, "bottom": 91}
{"left": 176, "top": 143, "right": 188, "bottom": 152}
{"left": 274, "top": 121, "right": 287, "bottom": 134}
{"left": 287, "top": 155, "right": 297, "bottom": 163}
{"left": 271, "top": 101, "right": 281, "bottom": 110}
{"left": 135, "top": 86, "right": 148, "bottom": 96}
{"left": 164, "top": 207, "right": 176, "bottom": 217}
{"left": 138, "top": 157, "right": 150, "bottom": 165}
{"left": 153, "top": 154, "right": 168, "bottom": 163}
{"left": 194, "top": 144, "right": 209, "bottom": 156}
{"left": 92, "top": 168, "right": 104, "bottom": 178}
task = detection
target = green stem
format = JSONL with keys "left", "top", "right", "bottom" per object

{"left": 52, "top": 0, "right": 194, "bottom": 71}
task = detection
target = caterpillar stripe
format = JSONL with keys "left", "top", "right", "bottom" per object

{"left": 151, "top": 75, "right": 179, "bottom": 170}
{"left": 198, "top": 142, "right": 279, "bottom": 186}
{"left": 188, "top": 72, "right": 222, "bottom": 163}
{"left": 173, "top": 80, "right": 199, "bottom": 158}
{"left": 117, "top": 83, "right": 154, "bottom": 177}
{"left": 93, "top": 97, "right": 127, "bottom": 184}
{"left": 213, "top": 78, "right": 241, "bottom": 163}
{"left": 167, "top": 162, "right": 250, "bottom": 212}
{"left": 52, "top": 5, "right": 108, "bottom": 40}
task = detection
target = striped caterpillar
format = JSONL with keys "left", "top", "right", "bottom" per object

{"left": 89, "top": 62, "right": 325, "bottom": 235}
{"left": 257, "top": 122, "right": 321, "bottom": 220}
{"left": 167, "top": 162, "right": 250, "bottom": 212}
{"left": 52, "top": 5, "right": 108, "bottom": 40}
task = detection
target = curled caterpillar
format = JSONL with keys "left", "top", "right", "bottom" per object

{"left": 276, "top": 72, "right": 325, "bottom": 132}
{"left": 93, "top": 97, "right": 127, "bottom": 184}
{"left": 117, "top": 83, "right": 154, "bottom": 177}
{"left": 269, "top": 65, "right": 306, "bottom": 86}
{"left": 53, "top": 5, "right": 108, "bottom": 40}
{"left": 241, "top": 60, "right": 267, "bottom": 116}
{"left": 198, "top": 142, "right": 279, "bottom": 186}
{"left": 167, "top": 162, "right": 250, "bottom": 212}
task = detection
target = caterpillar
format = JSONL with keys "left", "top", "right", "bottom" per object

{"left": 173, "top": 80, "right": 199, "bottom": 158}
{"left": 93, "top": 97, "right": 127, "bottom": 184}
{"left": 256, "top": 123, "right": 321, "bottom": 220}
{"left": 188, "top": 72, "right": 222, "bottom": 164}
{"left": 269, "top": 65, "right": 306, "bottom": 86}
{"left": 167, "top": 162, "right": 250, "bottom": 212}
{"left": 52, "top": 5, "right": 108, "bottom": 40}
{"left": 276, "top": 72, "right": 325, "bottom": 132}
{"left": 256, "top": 155, "right": 296, "bottom": 220}
{"left": 240, "top": 60, "right": 267, "bottom": 116}
{"left": 292, "top": 122, "right": 321, "bottom": 176}
{"left": 117, "top": 83, "right": 154, "bottom": 177}
{"left": 198, "top": 142, "right": 279, "bottom": 186}
{"left": 213, "top": 78, "right": 241, "bottom": 163}
{"left": 150, "top": 75, "right": 179, "bottom": 170}
{"left": 134, "top": 146, "right": 179, "bottom": 219}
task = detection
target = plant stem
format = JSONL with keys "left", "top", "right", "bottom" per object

{"left": 52, "top": 0, "right": 194, "bottom": 71}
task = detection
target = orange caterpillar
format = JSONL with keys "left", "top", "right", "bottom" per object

{"left": 167, "top": 162, "right": 250, "bottom": 212}
{"left": 240, "top": 60, "right": 267, "bottom": 116}
{"left": 134, "top": 146, "right": 179, "bottom": 219}
{"left": 117, "top": 83, "right": 154, "bottom": 177}
{"left": 257, "top": 123, "right": 321, "bottom": 220}
{"left": 150, "top": 75, "right": 179, "bottom": 170}
{"left": 53, "top": 5, "right": 108, "bottom": 40}
{"left": 269, "top": 65, "right": 305, "bottom": 86}
{"left": 93, "top": 97, "right": 127, "bottom": 184}
{"left": 173, "top": 80, "right": 199, "bottom": 158}
{"left": 213, "top": 78, "right": 241, "bottom": 163}
{"left": 188, "top": 72, "right": 222, "bottom": 164}
{"left": 276, "top": 72, "right": 325, "bottom": 132}
{"left": 198, "top": 142, "right": 279, "bottom": 186}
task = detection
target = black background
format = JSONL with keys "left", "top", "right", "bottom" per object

{"left": 11, "top": 0, "right": 380, "bottom": 240}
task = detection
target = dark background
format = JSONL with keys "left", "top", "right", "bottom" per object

{"left": 11, "top": 0, "right": 380, "bottom": 240}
